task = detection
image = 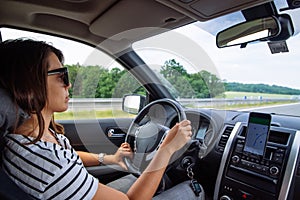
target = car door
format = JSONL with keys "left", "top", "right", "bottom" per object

{"left": 61, "top": 118, "right": 134, "bottom": 184}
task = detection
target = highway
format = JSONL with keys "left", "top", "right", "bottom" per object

{"left": 240, "top": 103, "right": 300, "bottom": 116}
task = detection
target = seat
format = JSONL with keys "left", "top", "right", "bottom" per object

{"left": 0, "top": 88, "right": 32, "bottom": 199}
{"left": 0, "top": 167, "right": 35, "bottom": 200}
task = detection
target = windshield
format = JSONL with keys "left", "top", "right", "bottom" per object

{"left": 133, "top": 0, "right": 300, "bottom": 117}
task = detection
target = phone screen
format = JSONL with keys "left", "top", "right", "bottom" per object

{"left": 244, "top": 112, "right": 271, "bottom": 156}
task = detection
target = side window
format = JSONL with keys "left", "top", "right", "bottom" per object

{"left": 0, "top": 27, "right": 141, "bottom": 119}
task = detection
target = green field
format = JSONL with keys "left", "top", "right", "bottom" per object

{"left": 54, "top": 109, "right": 135, "bottom": 120}
{"left": 223, "top": 91, "right": 294, "bottom": 99}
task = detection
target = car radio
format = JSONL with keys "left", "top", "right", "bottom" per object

{"left": 230, "top": 138, "right": 285, "bottom": 180}
{"left": 229, "top": 112, "right": 283, "bottom": 180}
{"left": 214, "top": 115, "right": 299, "bottom": 200}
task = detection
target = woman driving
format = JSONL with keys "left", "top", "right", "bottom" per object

{"left": 0, "top": 38, "right": 203, "bottom": 200}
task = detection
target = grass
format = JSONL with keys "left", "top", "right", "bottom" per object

{"left": 209, "top": 91, "right": 298, "bottom": 110}
{"left": 211, "top": 100, "right": 297, "bottom": 110}
{"left": 223, "top": 91, "right": 294, "bottom": 99}
{"left": 54, "top": 110, "right": 135, "bottom": 120}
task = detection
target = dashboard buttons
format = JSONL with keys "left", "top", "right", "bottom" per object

{"left": 231, "top": 155, "right": 240, "bottom": 164}
{"left": 220, "top": 195, "right": 231, "bottom": 200}
{"left": 270, "top": 166, "right": 280, "bottom": 176}
{"left": 238, "top": 190, "right": 254, "bottom": 200}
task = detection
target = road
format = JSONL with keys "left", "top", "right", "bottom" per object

{"left": 240, "top": 103, "right": 300, "bottom": 116}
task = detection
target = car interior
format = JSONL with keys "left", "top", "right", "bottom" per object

{"left": 1, "top": 0, "right": 300, "bottom": 199}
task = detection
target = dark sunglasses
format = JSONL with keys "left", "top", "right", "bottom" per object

{"left": 47, "top": 67, "right": 70, "bottom": 87}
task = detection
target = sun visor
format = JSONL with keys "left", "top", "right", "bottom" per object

{"left": 157, "top": 0, "right": 272, "bottom": 21}
{"left": 89, "top": 0, "right": 190, "bottom": 40}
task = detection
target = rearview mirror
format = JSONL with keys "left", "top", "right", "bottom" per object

{"left": 122, "top": 94, "right": 146, "bottom": 114}
{"left": 216, "top": 16, "right": 280, "bottom": 48}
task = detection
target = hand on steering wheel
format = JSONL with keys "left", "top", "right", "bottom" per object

{"left": 159, "top": 119, "right": 192, "bottom": 153}
{"left": 124, "top": 98, "right": 190, "bottom": 175}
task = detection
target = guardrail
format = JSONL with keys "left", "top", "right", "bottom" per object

{"left": 68, "top": 98, "right": 298, "bottom": 111}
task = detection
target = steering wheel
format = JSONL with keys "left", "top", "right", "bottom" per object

{"left": 124, "top": 98, "right": 186, "bottom": 176}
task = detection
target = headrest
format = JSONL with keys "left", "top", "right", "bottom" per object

{"left": 0, "top": 88, "right": 30, "bottom": 137}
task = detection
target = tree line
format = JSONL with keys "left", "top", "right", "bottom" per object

{"left": 65, "top": 59, "right": 300, "bottom": 98}
{"left": 224, "top": 82, "right": 300, "bottom": 95}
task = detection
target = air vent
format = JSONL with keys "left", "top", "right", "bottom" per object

{"left": 240, "top": 126, "right": 290, "bottom": 145}
{"left": 268, "top": 130, "right": 290, "bottom": 145}
{"left": 217, "top": 125, "right": 233, "bottom": 152}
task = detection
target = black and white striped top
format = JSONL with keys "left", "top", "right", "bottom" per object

{"left": 1, "top": 132, "right": 98, "bottom": 200}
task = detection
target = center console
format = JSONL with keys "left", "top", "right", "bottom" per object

{"left": 214, "top": 121, "right": 300, "bottom": 200}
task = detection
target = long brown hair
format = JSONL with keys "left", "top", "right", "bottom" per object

{"left": 0, "top": 38, "right": 65, "bottom": 142}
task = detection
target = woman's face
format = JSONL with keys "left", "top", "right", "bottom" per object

{"left": 45, "top": 52, "right": 71, "bottom": 114}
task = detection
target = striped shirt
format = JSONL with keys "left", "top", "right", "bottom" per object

{"left": 1, "top": 132, "right": 98, "bottom": 200}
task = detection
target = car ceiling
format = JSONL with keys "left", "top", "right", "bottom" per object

{"left": 0, "top": 0, "right": 271, "bottom": 51}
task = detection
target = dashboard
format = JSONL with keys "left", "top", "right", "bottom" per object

{"left": 62, "top": 101, "right": 300, "bottom": 200}
{"left": 215, "top": 123, "right": 299, "bottom": 200}
{"left": 188, "top": 112, "right": 213, "bottom": 145}
{"left": 171, "top": 108, "right": 300, "bottom": 200}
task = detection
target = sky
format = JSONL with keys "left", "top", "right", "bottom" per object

{"left": 132, "top": 21, "right": 300, "bottom": 90}
{"left": 1, "top": 1, "right": 300, "bottom": 90}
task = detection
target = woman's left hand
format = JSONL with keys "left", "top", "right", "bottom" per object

{"left": 112, "top": 142, "right": 133, "bottom": 170}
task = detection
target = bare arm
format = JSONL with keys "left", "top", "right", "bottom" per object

{"left": 126, "top": 146, "right": 173, "bottom": 199}
{"left": 92, "top": 119, "right": 192, "bottom": 200}
{"left": 92, "top": 148, "right": 172, "bottom": 200}
{"left": 77, "top": 142, "right": 132, "bottom": 169}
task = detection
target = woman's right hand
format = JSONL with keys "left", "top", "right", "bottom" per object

{"left": 160, "top": 119, "right": 192, "bottom": 154}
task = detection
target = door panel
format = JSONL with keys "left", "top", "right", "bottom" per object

{"left": 60, "top": 118, "right": 132, "bottom": 152}
{"left": 58, "top": 118, "right": 133, "bottom": 183}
